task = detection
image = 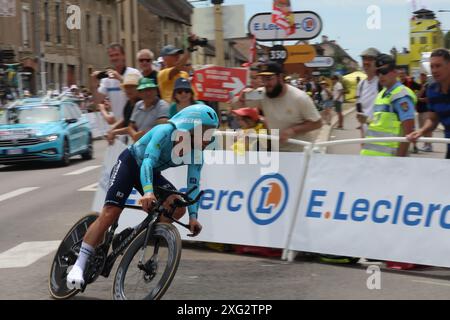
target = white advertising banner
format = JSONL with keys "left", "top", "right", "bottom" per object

{"left": 86, "top": 112, "right": 110, "bottom": 139}
{"left": 291, "top": 153, "right": 450, "bottom": 267}
{"left": 92, "top": 142, "right": 305, "bottom": 248}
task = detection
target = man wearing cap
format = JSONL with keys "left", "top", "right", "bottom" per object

{"left": 157, "top": 38, "right": 198, "bottom": 103}
{"left": 358, "top": 54, "right": 416, "bottom": 157}
{"left": 129, "top": 78, "right": 169, "bottom": 142}
{"left": 237, "top": 61, "right": 322, "bottom": 152}
{"left": 356, "top": 48, "right": 382, "bottom": 139}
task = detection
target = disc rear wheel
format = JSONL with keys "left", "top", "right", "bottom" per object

{"left": 48, "top": 213, "right": 98, "bottom": 299}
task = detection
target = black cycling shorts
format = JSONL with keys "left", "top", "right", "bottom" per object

{"left": 104, "top": 149, "right": 177, "bottom": 208}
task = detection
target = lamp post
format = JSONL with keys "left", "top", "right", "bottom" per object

{"left": 211, "top": 0, "right": 225, "bottom": 67}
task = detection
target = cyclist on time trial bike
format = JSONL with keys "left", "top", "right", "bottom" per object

{"left": 67, "top": 104, "right": 219, "bottom": 289}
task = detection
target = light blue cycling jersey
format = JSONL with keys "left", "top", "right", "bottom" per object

{"left": 128, "top": 123, "right": 202, "bottom": 217}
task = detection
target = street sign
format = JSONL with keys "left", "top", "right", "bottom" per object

{"left": 305, "top": 56, "right": 335, "bottom": 68}
{"left": 248, "top": 11, "right": 322, "bottom": 41}
{"left": 269, "top": 45, "right": 288, "bottom": 64}
{"left": 285, "top": 45, "right": 316, "bottom": 64}
{"left": 192, "top": 5, "right": 246, "bottom": 40}
{"left": 193, "top": 66, "right": 248, "bottom": 102}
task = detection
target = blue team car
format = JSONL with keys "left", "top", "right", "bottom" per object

{"left": 0, "top": 98, "right": 93, "bottom": 166}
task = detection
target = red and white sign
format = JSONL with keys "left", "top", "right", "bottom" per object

{"left": 193, "top": 66, "right": 248, "bottom": 102}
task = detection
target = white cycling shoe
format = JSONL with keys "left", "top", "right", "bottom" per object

{"left": 66, "top": 265, "right": 85, "bottom": 290}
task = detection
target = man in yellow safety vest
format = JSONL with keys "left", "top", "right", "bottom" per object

{"left": 357, "top": 54, "right": 416, "bottom": 157}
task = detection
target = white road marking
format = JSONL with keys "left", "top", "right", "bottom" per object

{"left": 0, "top": 241, "right": 60, "bottom": 269}
{"left": 0, "top": 187, "right": 40, "bottom": 203}
{"left": 412, "top": 280, "right": 450, "bottom": 288}
{"left": 64, "top": 165, "right": 101, "bottom": 176}
{"left": 78, "top": 182, "right": 99, "bottom": 192}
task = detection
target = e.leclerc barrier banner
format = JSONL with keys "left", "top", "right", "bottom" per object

{"left": 92, "top": 141, "right": 305, "bottom": 248}
{"left": 291, "top": 153, "right": 450, "bottom": 267}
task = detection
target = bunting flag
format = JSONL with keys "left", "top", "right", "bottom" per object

{"left": 272, "top": 0, "right": 296, "bottom": 36}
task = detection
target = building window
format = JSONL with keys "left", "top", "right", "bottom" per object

{"left": 164, "top": 34, "right": 168, "bottom": 46}
{"left": 98, "top": 16, "right": 103, "bottom": 44}
{"left": 21, "top": 5, "right": 30, "bottom": 48}
{"left": 86, "top": 14, "right": 91, "bottom": 42}
{"left": 44, "top": 2, "right": 50, "bottom": 42}
{"left": 433, "top": 36, "right": 437, "bottom": 44}
{"left": 56, "top": 2, "right": 61, "bottom": 44}
{"left": 411, "top": 37, "right": 415, "bottom": 45}
{"left": 420, "top": 37, "right": 427, "bottom": 44}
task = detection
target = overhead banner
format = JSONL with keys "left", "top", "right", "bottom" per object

{"left": 92, "top": 142, "right": 306, "bottom": 248}
{"left": 291, "top": 153, "right": 450, "bottom": 268}
{"left": 249, "top": 11, "right": 322, "bottom": 41}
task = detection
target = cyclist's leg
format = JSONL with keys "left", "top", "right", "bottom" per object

{"left": 67, "top": 149, "right": 139, "bottom": 289}
{"left": 153, "top": 171, "right": 186, "bottom": 221}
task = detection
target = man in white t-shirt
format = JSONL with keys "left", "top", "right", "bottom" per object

{"left": 91, "top": 43, "right": 142, "bottom": 122}
{"left": 356, "top": 47, "right": 381, "bottom": 138}
{"left": 331, "top": 75, "right": 345, "bottom": 129}
{"left": 237, "top": 62, "right": 322, "bottom": 152}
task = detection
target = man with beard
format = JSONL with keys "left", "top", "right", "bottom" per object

{"left": 237, "top": 61, "right": 322, "bottom": 151}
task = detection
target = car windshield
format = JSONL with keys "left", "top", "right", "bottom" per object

{"left": 6, "top": 106, "right": 60, "bottom": 124}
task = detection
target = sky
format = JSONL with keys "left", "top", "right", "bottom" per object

{"left": 191, "top": 0, "right": 450, "bottom": 64}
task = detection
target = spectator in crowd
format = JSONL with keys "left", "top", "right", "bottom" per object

{"left": 106, "top": 73, "right": 141, "bottom": 145}
{"left": 356, "top": 47, "right": 381, "bottom": 139}
{"left": 91, "top": 43, "right": 142, "bottom": 123}
{"left": 331, "top": 75, "right": 345, "bottom": 129}
{"left": 416, "top": 72, "right": 433, "bottom": 152}
{"left": 128, "top": 78, "right": 169, "bottom": 142}
{"left": 157, "top": 35, "right": 200, "bottom": 103}
{"left": 319, "top": 80, "right": 334, "bottom": 125}
{"left": 237, "top": 61, "right": 322, "bottom": 152}
{"left": 408, "top": 48, "right": 450, "bottom": 159}
{"left": 137, "top": 49, "right": 158, "bottom": 83}
{"left": 230, "top": 107, "right": 266, "bottom": 155}
{"left": 169, "top": 78, "right": 201, "bottom": 118}
{"left": 98, "top": 98, "right": 115, "bottom": 125}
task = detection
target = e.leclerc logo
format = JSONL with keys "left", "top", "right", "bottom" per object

{"left": 247, "top": 174, "right": 289, "bottom": 225}
{"left": 302, "top": 17, "right": 316, "bottom": 32}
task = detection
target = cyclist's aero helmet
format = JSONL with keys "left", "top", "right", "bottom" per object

{"left": 169, "top": 104, "right": 219, "bottom": 131}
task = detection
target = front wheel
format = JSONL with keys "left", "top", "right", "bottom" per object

{"left": 48, "top": 213, "right": 98, "bottom": 299}
{"left": 112, "top": 223, "right": 182, "bottom": 300}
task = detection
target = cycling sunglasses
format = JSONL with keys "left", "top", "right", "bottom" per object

{"left": 139, "top": 58, "right": 152, "bottom": 63}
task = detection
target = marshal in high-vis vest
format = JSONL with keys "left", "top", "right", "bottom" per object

{"left": 360, "top": 54, "right": 417, "bottom": 157}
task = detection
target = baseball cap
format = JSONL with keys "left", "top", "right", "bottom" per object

{"left": 257, "top": 61, "right": 284, "bottom": 76}
{"left": 160, "top": 45, "right": 184, "bottom": 56}
{"left": 137, "top": 78, "right": 158, "bottom": 91}
{"left": 174, "top": 78, "right": 193, "bottom": 91}
{"left": 232, "top": 108, "right": 260, "bottom": 122}
{"left": 360, "top": 47, "right": 381, "bottom": 58}
{"left": 376, "top": 54, "right": 396, "bottom": 69}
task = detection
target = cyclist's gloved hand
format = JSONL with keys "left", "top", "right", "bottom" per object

{"left": 188, "top": 217, "right": 202, "bottom": 237}
{"left": 139, "top": 193, "right": 157, "bottom": 212}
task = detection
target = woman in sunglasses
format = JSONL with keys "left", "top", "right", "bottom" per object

{"left": 169, "top": 78, "right": 204, "bottom": 118}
